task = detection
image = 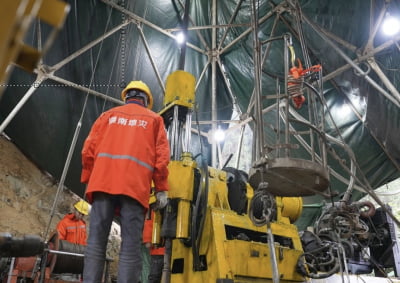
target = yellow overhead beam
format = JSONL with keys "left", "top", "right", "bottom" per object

{"left": 0, "top": 0, "right": 69, "bottom": 96}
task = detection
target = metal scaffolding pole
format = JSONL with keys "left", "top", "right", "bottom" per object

{"left": 251, "top": 0, "right": 265, "bottom": 161}
{"left": 0, "top": 74, "right": 45, "bottom": 135}
{"left": 101, "top": 0, "right": 206, "bottom": 55}
{"left": 211, "top": 0, "right": 217, "bottom": 167}
{"left": 302, "top": 14, "right": 400, "bottom": 108}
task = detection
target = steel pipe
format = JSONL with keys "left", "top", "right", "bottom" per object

{"left": 0, "top": 233, "right": 45, "bottom": 258}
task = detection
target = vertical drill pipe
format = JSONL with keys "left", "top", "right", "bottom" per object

{"left": 184, "top": 111, "right": 192, "bottom": 153}
{"left": 168, "top": 126, "right": 174, "bottom": 159}
{"left": 283, "top": 35, "right": 290, "bottom": 158}
{"left": 170, "top": 105, "right": 179, "bottom": 160}
{"left": 251, "top": 0, "right": 265, "bottom": 160}
{"left": 267, "top": 223, "right": 280, "bottom": 283}
{"left": 161, "top": 238, "right": 172, "bottom": 283}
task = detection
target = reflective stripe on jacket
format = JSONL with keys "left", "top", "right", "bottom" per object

{"left": 56, "top": 213, "right": 87, "bottom": 245}
{"left": 81, "top": 103, "right": 170, "bottom": 208}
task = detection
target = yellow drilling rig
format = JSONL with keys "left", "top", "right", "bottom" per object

{"left": 153, "top": 70, "right": 305, "bottom": 283}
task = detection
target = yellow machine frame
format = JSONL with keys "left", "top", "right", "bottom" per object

{"left": 155, "top": 158, "right": 305, "bottom": 282}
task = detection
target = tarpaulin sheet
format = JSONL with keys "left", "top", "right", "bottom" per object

{"left": 0, "top": 0, "right": 399, "bottom": 228}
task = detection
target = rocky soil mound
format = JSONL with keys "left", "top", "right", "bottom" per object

{"left": 0, "top": 134, "right": 121, "bottom": 280}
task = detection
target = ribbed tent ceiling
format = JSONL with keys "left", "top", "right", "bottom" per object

{"left": 1, "top": 0, "right": 399, "bottom": 227}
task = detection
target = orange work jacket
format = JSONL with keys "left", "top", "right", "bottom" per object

{"left": 81, "top": 102, "right": 170, "bottom": 209}
{"left": 56, "top": 213, "right": 87, "bottom": 245}
{"left": 143, "top": 211, "right": 165, "bottom": 256}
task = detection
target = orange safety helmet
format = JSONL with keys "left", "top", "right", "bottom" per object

{"left": 121, "top": 80, "right": 154, "bottom": 109}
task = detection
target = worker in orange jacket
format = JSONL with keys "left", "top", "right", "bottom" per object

{"left": 142, "top": 210, "right": 165, "bottom": 283}
{"left": 81, "top": 81, "right": 170, "bottom": 283}
{"left": 56, "top": 200, "right": 89, "bottom": 245}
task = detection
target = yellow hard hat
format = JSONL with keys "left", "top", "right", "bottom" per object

{"left": 121, "top": 80, "right": 154, "bottom": 109}
{"left": 74, "top": 200, "right": 90, "bottom": 216}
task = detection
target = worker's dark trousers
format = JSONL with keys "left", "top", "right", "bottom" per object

{"left": 148, "top": 255, "right": 163, "bottom": 283}
{"left": 83, "top": 192, "right": 145, "bottom": 283}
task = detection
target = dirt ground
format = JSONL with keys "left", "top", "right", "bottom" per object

{"left": 0, "top": 134, "right": 121, "bottom": 280}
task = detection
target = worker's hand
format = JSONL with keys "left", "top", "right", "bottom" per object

{"left": 154, "top": 191, "right": 168, "bottom": 210}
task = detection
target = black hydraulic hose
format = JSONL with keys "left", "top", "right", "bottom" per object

{"left": 249, "top": 189, "right": 269, "bottom": 226}
{"left": 222, "top": 153, "right": 233, "bottom": 169}
{"left": 190, "top": 100, "right": 209, "bottom": 271}
{"left": 297, "top": 250, "right": 340, "bottom": 279}
{"left": 191, "top": 157, "right": 209, "bottom": 271}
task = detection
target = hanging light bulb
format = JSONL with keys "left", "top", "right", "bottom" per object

{"left": 214, "top": 127, "right": 225, "bottom": 143}
{"left": 175, "top": 31, "right": 186, "bottom": 44}
{"left": 382, "top": 14, "right": 400, "bottom": 36}
{"left": 208, "top": 126, "right": 226, "bottom": 144}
